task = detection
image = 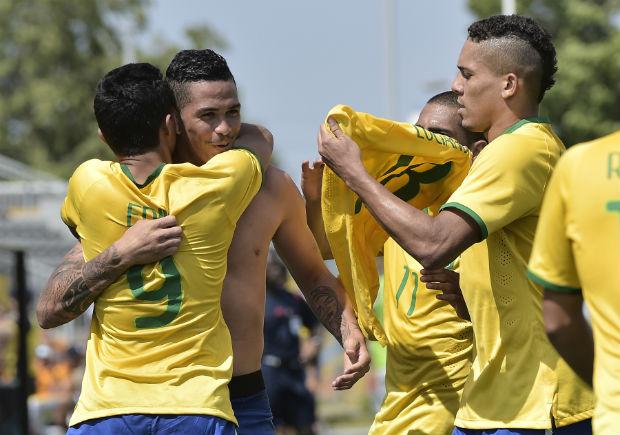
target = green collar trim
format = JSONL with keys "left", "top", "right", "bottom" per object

{"left": 121, "top": 163, "right": 165, "bottom": 188}
{"left": 503, "top": 116, "right": 551, "bottom": 135}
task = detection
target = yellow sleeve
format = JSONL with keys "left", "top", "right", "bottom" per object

{"left": 441, "top": 133, "right": 554, "bottom": 238}
{"left": 528, "top": 153, "right": 580, "bottom": 293}
{"left": 200, "top": 149, "right": 262, "bottom": 224}
{"left": 60, "top": 160, "right": 105, "bottom": 239}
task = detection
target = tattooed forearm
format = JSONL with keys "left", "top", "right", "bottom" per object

{"left": 305, "top": 285, "right": 345, "bottom": 345}
{"left": 37, "top": 243, "right": 127, "bottom": 329}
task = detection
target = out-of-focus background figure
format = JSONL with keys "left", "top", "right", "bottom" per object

{"left": 263, "top": 250, "right": 321, "bottom": 435}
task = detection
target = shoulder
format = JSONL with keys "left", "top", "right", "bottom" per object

{"left": 264, "top": 166, "right": 299, "bottom": 196}
{"left": 68, "top": 159, "right": 113, "bottom": 190}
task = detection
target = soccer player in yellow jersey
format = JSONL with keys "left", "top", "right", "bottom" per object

{"left": 38, "top": 50, "right": 370, "bottom": 435}
{"left": 303, "top": 91, "right": 484, "bottom": 435}
{"left": 318, "top": 15, "right": 595, "bottom": 434}
{"left": 59, "top": 63, "right": 266, "bottom": 434}
{"left": 528, "top": 131, "right": 620, "bottom": 435}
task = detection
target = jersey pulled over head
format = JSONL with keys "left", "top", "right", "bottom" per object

{"left": 94, "top": 63, "right": 175, "bottom": 157}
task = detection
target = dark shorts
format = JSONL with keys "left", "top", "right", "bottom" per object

{"left": 452, "top": 419, "right": 592, "bottom": 435}
{"left": 67, "top": 414, "right": 236, "bottom": 435}
{"left": 230, "top": 370, "right": 275, "bottom": 435}
{"left": 262, "top": 364, "right": 316, "bottom": 428}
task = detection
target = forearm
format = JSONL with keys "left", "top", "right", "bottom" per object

{"left": 299, "top": 273, "right": 358, "bottom": 347}
{"left": 346, "top": 170, "right": 457, "bottom": 268}
{"left": 546, "top": 315, "right": 594, "bottom": 386}
{"left": 305, "top": 198, "right": 333, "bottom": 260}
{"left": 37, "top": 243, "right": 129, "bottom": 329}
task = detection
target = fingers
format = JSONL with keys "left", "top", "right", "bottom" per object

{"left": 331, "top": 372, "right": 362, "bottom": 390}
{"left": 425, "top": 282, "right": 454, "bottom": 292}
{"left": 302, "top": 160, "right": 310, "bottom": 172}
{"left": 155, "top": 214, "right": 178, "bottom": 228}
{"left": 327, "top": 118, "right": 343, "bottom": 138}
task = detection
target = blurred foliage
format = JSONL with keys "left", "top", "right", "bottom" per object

{"left": 0, "top": 0, "right": 225, "bottom": 177}
{"left": 468, "top": 0, "right": 620, "bottom": 146}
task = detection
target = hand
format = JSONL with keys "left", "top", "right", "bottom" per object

{"left": 113, "top": 215, "right": 183, "bottom": 267}
{"left": 301, "top": 160, "right": 324, "bottom": 202}
{"left": 421, "top": 268, "right": 470, "bottom": 321}
{"left": 317, "top": 118, "right": 364, "bottom": 184}
{"left": 331, "top": 326, "right": 371, "bottom": 390}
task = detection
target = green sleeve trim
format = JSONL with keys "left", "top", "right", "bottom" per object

{"left": 527, "top": 269, "right": 581, "bottom": 293}
{"left": 121, "top": 163, "right": 166, "bottom": 188}
{"left": 441, "top": 202, "right": 489, "bottom": 240}
{"left": 233, "top": 145, "right": 265, "bottom": 185}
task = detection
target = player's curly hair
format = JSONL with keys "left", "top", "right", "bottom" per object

{"left": 165, "top": 49, "right": 235, "bottom": 107}
{"left": 468, "top": 15, "right": 557, "bottom": 102}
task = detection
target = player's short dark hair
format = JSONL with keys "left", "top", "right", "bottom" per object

{"left": 427, "top": 91, "right": 460, "bottom": 108}
{"left": 94, "top": 63, "right": 175, "bottom": 156}
{"left": 468, "top": 14, "right": 557, "bottom": 102}
{"left": 165, "top": 49, "right": 235, "bottom": 108}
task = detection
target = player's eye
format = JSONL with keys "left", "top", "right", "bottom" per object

{"left": 227, "top": 109, "right": 240, "bottom": 117}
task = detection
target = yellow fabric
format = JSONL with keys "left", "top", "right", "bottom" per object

{"left": 370, "top": 238, "right": 472, "bottom": 435}
{"left": 61, "top": 149, "right": 262, "bottom": 426}
{"left": 322, "top": 105, "right": 472, "bottom": 343}
{"left": 528, "top": 131, "right": 620, "bottom": 435}
{"left": 442, "top": 119, "right": 594, "bottom": 429}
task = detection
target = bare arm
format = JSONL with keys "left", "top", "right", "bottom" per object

{"left": 37, "top": 216, "right": 182, "bottom": 329}
{"left": 273, "top": 173, "right": 370, "bottom": 389}
{"left": 300, "top": 160, "right": 333, "bottom": 259}
{"left": 318, "top": 120, "right": 479, "bottom": 269}
{"left": 543, "top": 290, "right": 593, "bottom": 386}
{"left": 236, "top": 123, "right": 274, "bottom": 170}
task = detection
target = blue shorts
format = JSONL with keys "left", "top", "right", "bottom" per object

{"left": 67, "top": 414, "right": 237, "bottom": 435}
{"left": 452, "top": 419, "right": 592, "bottom": 435}
{"left": 229, "top": 371, "right": 275, "bottom": 435}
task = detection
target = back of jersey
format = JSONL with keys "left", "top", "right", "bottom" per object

{"left": 529, "top": 131, "right": 620, "bottom": 434}
{"left": 61, "top": 149, "right": 262, "bottom": 426}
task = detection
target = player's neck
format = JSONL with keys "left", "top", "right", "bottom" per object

{"left": 487, "top": 106, "right": 539, "bottom": 142}
{"left": 118, "top": 151, "right": 166, "bottom": 185}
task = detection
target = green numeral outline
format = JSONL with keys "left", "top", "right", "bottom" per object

{"left": 394, "top": 265, "right": 420, "bottom": 317}
{"left": 607, "top": 200, "right": 620, "bottom": 216}
{"left": 126, "top": 203, "right": 183, "bottom": 329}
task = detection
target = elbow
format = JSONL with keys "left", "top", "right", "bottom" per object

{"left": 415, "top": 243, "right": 450, "bottom": 270}
{"left": 36, "top": 302, "right": 62, "bottom": 329}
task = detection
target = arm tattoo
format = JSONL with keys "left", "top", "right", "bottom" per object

{"left": 305, "top": 285, "right": 344, "bottom": 345}
{"left": 38, "top": 244, "right": 125, "bottom": 328}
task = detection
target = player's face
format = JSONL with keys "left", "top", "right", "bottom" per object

{"left": 451, "top": 39, "right": 502, "bottom": 134}
{"left": 417, "top": 102, "right": 470, "bottom": 148}
{"left": 178, "top": 80, "right": 241, "bottom": 164}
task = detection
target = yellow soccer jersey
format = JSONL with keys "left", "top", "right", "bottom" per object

{"left": 61, "top": 149, "right": 262, "bottom": 426}
{"left": 441, "top": 118, "right": 595, "bottom": 429}
{"left": 528, "top": 131, "right": 620, "bottom": 435}
{"left": 322, "top": 104, "right": 472, "bottom": 343}
{"left": 369, "top": 238, "right": 472, "bottom": 435}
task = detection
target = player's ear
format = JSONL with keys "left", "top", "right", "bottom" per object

{"left": 97, "top": 128, "right": 108, "bottom": 145}
{"left": 501, "top": 73, "right": 518, "bottom": 99}
{"left": 471, "top": 139, "right": 487, "bottom": 160}
{"left": 162, "top": 113, "right": 177, "bottom": 153}
{"left": 164, "top": 113, "right": 176, "bottom": 138}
